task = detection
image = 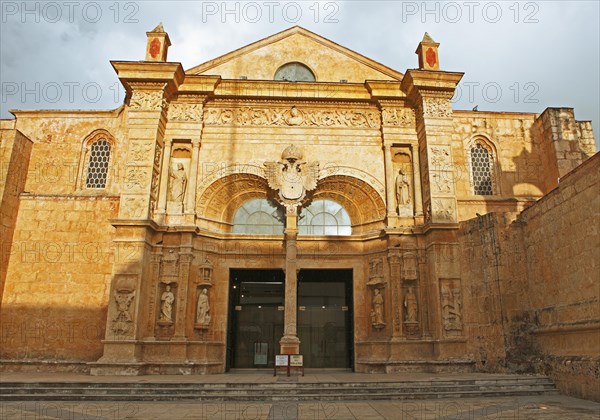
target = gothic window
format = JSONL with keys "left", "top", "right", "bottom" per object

{"left": 85, "top": 139, "right": 112, "bottom": 188}
{"left": 274, "top": 62, "right": 316, "bottom": 82}
{"left": 470, "top": 142, "right": 494, "bottom": 195}
{"left": 299, "top": 200, "right": 351, "bottom": 236}
{"left": 232, "top": 198, "right": 284, "bottom": 235}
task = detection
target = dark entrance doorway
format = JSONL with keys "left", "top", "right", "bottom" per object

{"left": 297, "top": 269, "right": 353, "bottom": 369}
{"left": 227, "top": 269, "right": 284, "bottom": 369}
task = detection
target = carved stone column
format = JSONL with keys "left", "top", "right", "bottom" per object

{"left": 185, "top": 139, "right": 201, "bottom": 220}
{"left": 174, "top": 249, "right": 193, "bottom": 340}
{"left": 401, "top": 70, "right": 463, "bottom": 224}
{"left": 280, "top": 207, "right": 300, "bottom": 354}
{"left": 157, "top": 138, "right": 173, "bottom": 218}
{"left": 383, "top": 145, "right": 396, "bottom": 219}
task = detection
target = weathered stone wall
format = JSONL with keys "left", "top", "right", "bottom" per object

{"left": 517, "top": 152, "right": 600, "bottom": 401}
{"left": 459, "top": 152, "right": 600, "bottom": 401}
{"left": 0, "top": 196, "right": 118, "bottom": 364}
{"left": 1, "top": 112, "right": 124, "bottom": 366}
{"left": 0, "top": 123, "right": 33, "bottom": 305}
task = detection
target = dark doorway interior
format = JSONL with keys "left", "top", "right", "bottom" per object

{"left": 227, "top": 269, "right": 284, "bottom": 370}
{"left": 297, "top": 269, "right": 353, "bottom": 369}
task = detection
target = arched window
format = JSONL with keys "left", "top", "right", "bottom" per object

{"left": 299, "top": 200, "right": 351, "bottom": 236}
{"left": 470, "top": 142, "right": 494, "bottom": 195}
{"left": 232, "top": 198, "right": 284, "bottom": 235}
{"left": 274, "top": 62, "right": 316, "bottom": 82}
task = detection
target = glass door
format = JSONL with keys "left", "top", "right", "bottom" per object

{"left": 297, "top": 269, "right": 353, "bottom": 369}
{"left": 228, "top": 269, "right": 284, "bottom": 369}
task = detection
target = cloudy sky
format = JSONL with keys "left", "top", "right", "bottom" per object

{"left": 1, "top": 1, "right": 598, "bottom": 146}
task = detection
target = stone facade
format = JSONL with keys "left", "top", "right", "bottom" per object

{"left": 0, "top": 26, "right": 597, "bottom": 400}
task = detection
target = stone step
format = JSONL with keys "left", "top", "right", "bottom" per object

{"left": 0, "top": 377, "right": 558, "bottom": 401}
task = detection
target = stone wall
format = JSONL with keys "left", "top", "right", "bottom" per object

{"left": 0, "top": 123, "right": 33, "bottom": 306}
{"left": 459, "top": 152, "right": 600, "bottom": 401}
{"left": 0, "top": 196, "right": 118, "bottom": 364}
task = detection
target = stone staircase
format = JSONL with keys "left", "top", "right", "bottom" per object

{"left": 0, "top": 376, "right": 558, "bottom": 401}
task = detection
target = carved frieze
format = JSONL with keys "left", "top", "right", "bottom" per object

{"left": 168, "top": 103, "right": 203, "bottom": 122}
{"left": 203, "top": 106, "right": 380, "bottom": 128}
{"left": 122, "top": 196, "right": 147, "bottom": 219}
{"left": 129, "top": 141, "right": 153, "bottom": 162}
{"left": 421, "top": 97, "right": 452, "bottom": 119}
{"left": 429, "top": 145, "right": 452, "bottom": 170}
{"left": 382, "top": 107, "right": 416, "bottom": 126}
{"left": 440, "top": 279, "right": 463, "bottom": 336}
{"left": 432, "top": 198, "right": 456, "bottom": 223}
{"left": 129, "top": 90, "right": 167, "bottom": 111}
{"left": 124, "top": 166, "right": 147, "bottom": 192}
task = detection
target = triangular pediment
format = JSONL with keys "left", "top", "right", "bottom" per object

{"left": 186, "top": 26, "right": 403, "bottom": 82}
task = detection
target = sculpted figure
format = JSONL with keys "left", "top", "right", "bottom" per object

{"left": 159, "top": 285, "right": 175, "bottom": 322}
{"left": 196, "top": 288, "right": 210, "bottom": 324}
{"left": 372, "top": 288, "right": 384, "bottom": 326}
{"left": 395, "top": 168, "right": 411, "bottom": 210}
{"left": 285, "top": 106, "right": 304, "bottom": 126}
{"left": 404, "top": 286, "right": 418, "bottom": 322}
{"left": 169, "top": 162, "right": 187, "bottom": 203}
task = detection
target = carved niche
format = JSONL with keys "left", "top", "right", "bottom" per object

{"left": 392, "top": 148, "right": 414, "bottom": 217}
{"left": 167, "top": 142, "right": 191, "bottom": 214}
{"left": 440, "top": 278, "right": 463, "bottom": 337}
{"left": 194, "top": 256, "right": 213, "bottom": 330}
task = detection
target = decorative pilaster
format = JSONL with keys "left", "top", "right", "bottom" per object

{"left": 156, "top": 138, "right": 172, "bottom": 220}
{"left": 383, "top": 145, "right": 395, "bottom": 218}
{"left": 186, "top": 138, "right": 201, "bottom": 220}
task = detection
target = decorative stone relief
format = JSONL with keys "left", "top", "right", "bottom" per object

{"left": 204, "top": 106, "right": 380, "bottom": 128}
{"left": 370, "top": 288, "right": 386, "bottom": 329}
{"left": 264, "top": 144, "right": 319, "bottom": 211}
{"left": 160, "top": 249, "right": 179, "bottom": 284}
{"left": 130, "top": 141, "right": 153, "bottom": 162}
{"left": 429, "top": 145, "right": 452, "bottom": 169}
{"left": 125, "top": 166, "right": 146, "bottom": 192}
{"left": 431, "top": 173, "right": 452, "bottom": 194}
{"left": 168, "top": 162, "right": 188, "bottom": 213}
{"left": 422, "top": 97, "right": 452, "bottom": 119}
{"left": 367, "top": 258, "right": 385, "bottom": 286}
{"left": 404, "top": 286, "right": 418, "bottom": 322}
{"left": 395, "top": 168, "right": 413, "bottom": 216}
{"left": 382, "top": 107, "right": 416, "bottom": 126}
{"left": 432, "top": 198, "right": 456, "bottom": 223}
{"left": 168, "top": 103, "right": 203, "bottom": 122}
{"left": 122, "top": 197, "right": 146, "bottom": 219}
{"left": 440, "top": 279, "right": 463, "bottom": 336}
{"left": 129, "top": 90, "right": 167, "bottom": 111}
{"left": 111, "top": 275, "right": 137, "bottom": 336}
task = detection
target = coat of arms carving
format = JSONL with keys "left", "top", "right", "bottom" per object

{"left": 264, "top": 145, "right": 319, "bottom": 209}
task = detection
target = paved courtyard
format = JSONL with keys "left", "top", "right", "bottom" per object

{"left": 1, "top": 395, "right": 599, "bottom": 419}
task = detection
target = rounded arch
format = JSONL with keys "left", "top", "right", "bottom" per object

{"left": 78, "top": 129, "right": 116, "bottom": 190}
{"left": 274, "top": 62, "right": 316, "bottom": 82}
{"left": 312, "top": 175, "right": 386, "bottom": 233}
{"left": 196, "top": 173, "right": 270, "bottom": 232}
{"left": 196, "top": 173, "right": 386, "bottom": 234}
{"left": 464, "top": 134, "right": 500, "bottom": 196}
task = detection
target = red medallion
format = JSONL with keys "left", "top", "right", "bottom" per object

{"left": 426, "top": 47, "right": 437, "bottom": 68}
{"left": 149, "top": 38, "right": 161, "bottom": 59}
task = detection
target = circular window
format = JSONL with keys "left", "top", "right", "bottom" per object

{"left": 274, "top": 62, "right": 316, "bottom": 82}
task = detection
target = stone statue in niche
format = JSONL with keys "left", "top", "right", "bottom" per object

{"left": 441, "top": 284, "right": 463, "bottom": 332}
{"left": 404, "top": 286, "right": 418, "bottom": 322}
{"left": 196, "top": 288, "right": 210, "bottom": 324}
{"left": 112, "top": 290, "right": 136, "bottom": 334}
{"left": 370, "top": 288, "right": 385, "bottom": 328}
{"left": 395, "top": 168, "right": 411, "bottom": 209}
{"left": 169, "top": 162, "right": 188, "bottom": 204}
{"left": 159, "top": 285, "right": 175, "bottom": 322}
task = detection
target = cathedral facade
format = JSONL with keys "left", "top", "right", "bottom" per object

{"left": 1, "top": 26, "right": 598, "bottom": 400}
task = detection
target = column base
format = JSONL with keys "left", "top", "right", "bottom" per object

{"left": 279, "top": 335, "right": 300, "bottom": 354}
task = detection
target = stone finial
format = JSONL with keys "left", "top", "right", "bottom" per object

{"left": 415, "top": 32, "right": 440, "bottom": 71}
{"left": 145, "top": 22, "right": 171, "bottom": 62}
